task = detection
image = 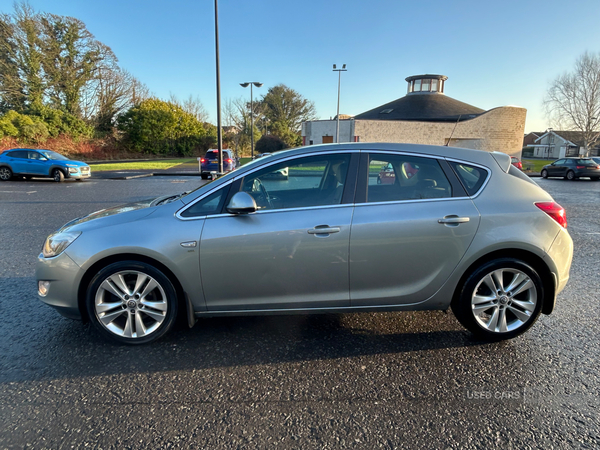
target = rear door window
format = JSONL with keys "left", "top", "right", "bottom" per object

{"left": 366, "top": 154, "right": 452, "bottom": 202}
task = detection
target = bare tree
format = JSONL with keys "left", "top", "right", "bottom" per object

{"left": 544, "top": 52, "right": 600, "bottom": 155}
{"left": 169, "top": 94, "right": 208, "bottom": 123}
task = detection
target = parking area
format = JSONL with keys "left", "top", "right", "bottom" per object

{"left": 0, "top": 176, "right": 599, "bottom": 448}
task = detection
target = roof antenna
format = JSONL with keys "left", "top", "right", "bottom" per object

{"left": 445, "top": 115, "right": 461, "bottom": 146}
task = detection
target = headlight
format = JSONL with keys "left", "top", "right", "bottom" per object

{"left": 68, "top": 167, "right": 79, "bottom": 174}
{"left": 42, "top": 231, "right": 81, "bottom": 258}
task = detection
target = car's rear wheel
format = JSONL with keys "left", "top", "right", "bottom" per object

{"left": 591, "top": 177, "right": 599, "bottom": 181}
{"left": 452, "top": 258, "right": 543, "bottom": 340}
{"left": 86, "top": 261, "right": 178, "bottom": 344}
{"left": 0, "top": 166, "right": 12, "bottom": 181}
{"left": 53, "top": 169, "right": 65, "bottom": 182}
{"left": 541, "top": 169, "right": 548, "bottom": 179}
{"left": 566, "top": 170, "right": 575, "bottom": 180}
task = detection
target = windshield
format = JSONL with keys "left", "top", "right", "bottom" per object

{"left": 39, "top": 150, "right": 69, "bottom": 161}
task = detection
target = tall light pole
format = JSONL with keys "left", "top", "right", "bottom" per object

{"left": 214, "top": 0, "right": 223, "bottom": 174}
{"left": 240, "top": 81, "right": 263, "bottom": 159}
{"left": 333, "top": 64, "right": 347, "bottom": 143}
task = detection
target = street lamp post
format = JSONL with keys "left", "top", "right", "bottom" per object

{"left": 333, "top": 64, "right": 347, "bottom": 143}
{"left": 240, "top": 82, "right": 263, "bottom": 159}
{"left": 214, "top": 0, "right": 223, "bottom": 174}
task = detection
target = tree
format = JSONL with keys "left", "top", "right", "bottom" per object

{"left": 84, "top": 68, "right": 149, "bottom": 133}
{"left": 169, "top": 94, "right": 208, "bottom": 123}
{"left": 224, "top": 97, "right": 261, "bottom": 156}
{"left": 544, "top": 51, "right": 600, "bottom": 156}
{"left": 255, "top": 134, "right": 288, "bottom": 154}
{"left": 256, "top": 84, "right": 317, "bottom": 147}
{"left": 117, "top": 98, "right": 208, "bottom": 155}
{"left": 39, "top": 13, "right": 116, "bottom": 118}
{"left": 0, "top": 3, "right": 45, "bottom": 112}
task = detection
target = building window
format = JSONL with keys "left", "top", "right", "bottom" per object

{"left": 431, "top": 79, "right": 438, "bottom": 92}
{"left": 421, "top": 79, "right": 430, "bottom": 92}
{"left": 414, "top": 80, "right": 421, "bottom": 92}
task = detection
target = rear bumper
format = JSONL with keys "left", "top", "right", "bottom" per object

{"left": 575, "top": 169, "right": 600, "bottom": 178}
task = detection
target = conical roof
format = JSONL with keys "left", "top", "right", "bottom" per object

{"left": 354, "top": 93, "right": 485, "bottom": 122}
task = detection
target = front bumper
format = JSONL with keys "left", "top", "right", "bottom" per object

{"left": 36, "top": 251, "right": 84, "bottom": 320}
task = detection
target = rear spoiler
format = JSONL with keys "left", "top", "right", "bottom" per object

{"left": 490, "top": 151, "right": 511, "bottom": 173}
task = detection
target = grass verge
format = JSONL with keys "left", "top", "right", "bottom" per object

{"left": 89, "top": 159, "right": 197, "bottom": 172}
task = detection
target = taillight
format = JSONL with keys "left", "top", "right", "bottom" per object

{"left": 226, "top": 158, "right": 232, "bottom": 163}
{"left": 200, "top": 158, "right": 206, "bottom": 163}
{"left": 535, "top": 201, "right": 567, "bottom": 228}
{"left": 576, "top": 165, "right": 585, "bottom": 169}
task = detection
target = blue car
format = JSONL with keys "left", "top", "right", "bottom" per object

{"left": 0, "top": 148, "right": 91, "bottom": 182}
{"left": 199, "top": 149, "right": 238, "bottom": 179}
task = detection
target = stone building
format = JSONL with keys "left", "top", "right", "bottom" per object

{"left": 302, "top": 74, "right": 526, "bottom": 157}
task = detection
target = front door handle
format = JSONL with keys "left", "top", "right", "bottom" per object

{"left": 438, "top": 216, "right": 470, "bottom": 225}
{"left": 308, "top": 225, "right": 341, "bottom": 236}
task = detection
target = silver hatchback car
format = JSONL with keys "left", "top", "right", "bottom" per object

{"left": 36, "top": 143, "right": 573, "bottom": 344}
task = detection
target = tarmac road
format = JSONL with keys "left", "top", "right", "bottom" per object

{"left": 0, "top": 176, "right": 599, "bottom": 449}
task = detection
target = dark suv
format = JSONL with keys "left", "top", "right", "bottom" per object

{"left": 541, "top": 157, "right": 600, "bottom": 180}
{"left": 200, "top": 149, "right": 237, "bottom": 179}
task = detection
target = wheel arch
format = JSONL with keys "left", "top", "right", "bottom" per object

{"left": 49, "top": 165, "right": 67, "bottom": 177}
{"left": 77, "top": 253, "right": 194, "bottom": 327}
{"left": 451, "top": 249, "right": 556, "bottom": 316}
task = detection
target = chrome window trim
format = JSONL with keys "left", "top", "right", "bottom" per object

{"left": 443, "top": 157, "right": 492, "bottom": 199}
{"left": 176, "top": 149, "right": 492, "bottom": 220}
{"left": 189, "top": 202, "right": 354, "bottom": 221}
{"left": 355, "top": 196, "right": 470, "bottom": 208}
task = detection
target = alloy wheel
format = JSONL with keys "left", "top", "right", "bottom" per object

{"left": 0, "top": 167, "right": 12, "bottom": 181}
{"left": 94, "top": 270, "right": 169, "bottom": 339}
{"left": 470, "top": 268, "right": 537, "bottom": 333}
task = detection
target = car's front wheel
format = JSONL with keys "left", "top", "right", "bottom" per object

{"left": 541, "top": 169, "right": 548, "bottom": 178}
{"left": 53, "top": 169, "right": 65, "bottom": 182}
{"left": 452, "top": 258, "right": 544, "bottom": 340}
{"left": 0, "top": 166, "right": 12, "bottom": 181}
{"left": 86, "top": 261, "right": 178, "bottom": 344}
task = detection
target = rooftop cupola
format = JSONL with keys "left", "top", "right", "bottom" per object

{"left": 406, "top": 74, "right": 448, "bottom": 95}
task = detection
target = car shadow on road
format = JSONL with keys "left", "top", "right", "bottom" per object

{"left": 0, "top": 301, "right": 509, "bottom": 383}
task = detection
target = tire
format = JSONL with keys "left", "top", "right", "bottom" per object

{"left": 541, "top": 169, "right": 548, "bottom": 179}
{"left": 0, "top": 166, "right": 12, "bottom": 181}
{"left": 566, "top": 170, "right": 575, "bottom": 181}
{"left": 591, "top": 177, "right": 599, "bottom": 181}
{"left": 451, "top": 258, "right": 544, "bottom": 341}
{"left": 53, "top": 168, "right": 65, "bottom": 182}
{"left": 376, "top": 176, "right": 382, "bottom": 185}
{"left": 86, "top": 261, "right": 179, "bottom": 345}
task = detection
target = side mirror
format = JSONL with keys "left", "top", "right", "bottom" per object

{"left": 227, "top": 192, "right": 257, "bottom": 214}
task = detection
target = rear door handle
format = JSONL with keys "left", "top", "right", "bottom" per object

{"left": 308, "top": 226, "right": 341, "bottom": 235}
{"left": 438, "top": 216, "right": 470, "bottom": 225}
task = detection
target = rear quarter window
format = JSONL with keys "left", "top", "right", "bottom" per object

{"left": 449, "top": 162, "right": 488, "bottom": 196}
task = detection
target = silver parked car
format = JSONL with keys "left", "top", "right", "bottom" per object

{"left": 36, "top": 143, "right": 573, "bottom": 344}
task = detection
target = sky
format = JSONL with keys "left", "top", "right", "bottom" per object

{"left": 3, "top": 0, "right": 600, "bottom": 133}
